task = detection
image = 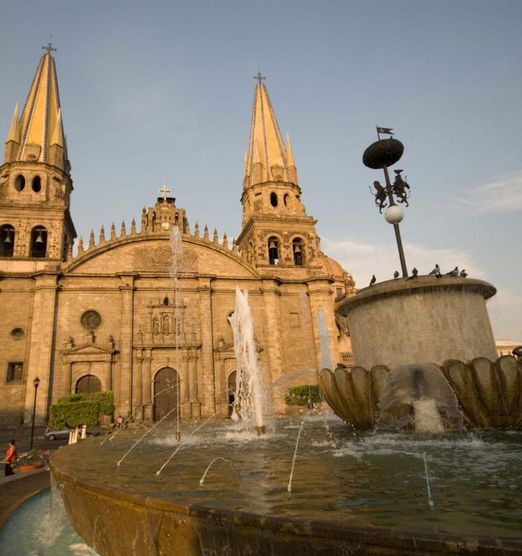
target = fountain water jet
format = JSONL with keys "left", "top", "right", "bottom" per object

{"left": 155, "top": 410, "right": 221, "bottom": 475}
{"left": 116, "top": 405, "right": 179, "bottom": 466}
{"left": 378, "top": 364, "right": 463, "bottom": 432}
{"left": 287, "top": 420, "right": 305, "bottom": 493}
{"left": 170, "top": 226, "right": 183, "bottom": 441}
{"left": 422, "top": 452, "right": 436, "bottom": 511}
{"left": 199, "top": 457, "right": 238, "bottom": 486}
{"left": 229, "top": 286, "right": 266, "bottom": 435}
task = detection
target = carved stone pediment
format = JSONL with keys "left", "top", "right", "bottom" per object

{"left": 132, "top": 244, "right": 199, "bottom": 272}
{"left": 62, "top": 342, "right": 118, "bottom": 363}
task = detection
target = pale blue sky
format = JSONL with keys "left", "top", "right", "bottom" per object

{"left": 1, "top": 1, "right": 521, "bottom": 341}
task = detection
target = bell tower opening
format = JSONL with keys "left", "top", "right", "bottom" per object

{"left": 0, "top": 225, "right": 15, "bottom": 257}
{"left": 268, "top": 236, "right": 280, "bottom": 265}
{"left": 30, "top": 226, "right": 47, "bottom": 258}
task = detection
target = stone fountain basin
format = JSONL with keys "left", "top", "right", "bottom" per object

{"left": 50, "top": 424, "right": 522, "bottom": 556}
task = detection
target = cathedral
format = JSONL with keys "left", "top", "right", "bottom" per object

{"left": 0, "top": 48, "right": 355, "bottom": 427}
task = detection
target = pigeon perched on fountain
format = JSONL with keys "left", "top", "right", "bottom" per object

{"left": 407, "top": 267, "right": 418, "bottom": 280}
{"left": 459, "top": 269, "right": 468, "bottom": 278}
{"left": 369, "top": 275, "right": 376, "bottom": 286}
{"left": 446, "top": 266, "right": 459, "bottom": 277}
{"left": 393, "top": 270, "right": 399, "bottom": 279}
{"left": 429, "top": 264, "right": 441, "bottom": 277}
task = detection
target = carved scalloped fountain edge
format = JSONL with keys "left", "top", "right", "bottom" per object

{"left": 50, "top": 445, "right": 522, "bottom": 555}
{"left": 318, "top": 355, "right": 522, "bottom": 430}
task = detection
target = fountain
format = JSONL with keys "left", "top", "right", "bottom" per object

{"left": 320, "top": 131, "right": 522, "bottom": 433}
{"left": 43, "top": 132, "right": 522, "bottom": 555}
{"left": 378, "top": 364, "right": 463, "bottom": 433}
{"left": 228, "top": 286, "right": 267, "bottom": 435}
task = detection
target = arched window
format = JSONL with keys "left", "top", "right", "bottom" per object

{"left": 0, "top": 225, "right": 15, "bottom": 257}
{"left": 14, "top": 175, "right": 25, "bottom": 192}
{"left": 292, "top": 238, "right": 304, "bottom": 266}
{"left": 30, "top": 226, "right": 47, "bottom": 258}
{"left": 32, "top": 176, "right": 41, "bottom": 192}
{"left": 270, "top": 192, "right": 278, "bottom": 207}
{"left": 268, "top": 236, "right": 279, "bottom": 265}
{"left": 75, "top": 374, "right": 102, "bottom": 394}
{"left": 283, "top": 193, "right": 289, "bottom": 207}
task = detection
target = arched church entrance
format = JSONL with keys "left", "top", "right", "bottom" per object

{"left": 227, "top": 371, "right": 236, "bottom": 417}
{"left": 75, "top": 374, "right": 102, "bottom": 394}
{"left": 153, "top": 367, "right": 179, "bottom": 422}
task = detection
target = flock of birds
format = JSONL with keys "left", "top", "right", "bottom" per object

{"left": 369, "top": 265, "right": 468, "bottom": 286}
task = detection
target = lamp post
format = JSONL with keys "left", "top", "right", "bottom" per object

{"left": 30, "top": 376, "right": 40, "bottom": 450}
{"left": 363, "top": 128, "right": 411, "bottom": 278}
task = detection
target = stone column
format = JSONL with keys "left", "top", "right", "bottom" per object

{"left": 261, "top": 279, "right": 284, "bottom": 383}
{"left": 214, "top": 353, "right": 225, "bottom": 404}
{"left": 142, "top": 350, "right": 153, "bottom": 422}
{"left": 133, "top": 351, "right": 143, "bottom": 421}
{"left": 183, "top": 353, "right": 190, "bottom": 402}
{"left": 105, "top": 359, "right": 113, "bottom": 391}
{"left": 197, "top": 278, "right": 216, "bottom": 415}
{"left": 24, "top": 272, "right": 59, "bottom": 425}
{"left": 118, "top": 274, "right": 136, "bottom": 417}
{"left": 190, "top": 352, "right": 201, "bottom": 417}
{"left": 63, "top": 361, "right": 73, "bottom": 396}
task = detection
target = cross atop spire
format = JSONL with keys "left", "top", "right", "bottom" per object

{"left": 254, "top": 72, "right": 265, "bottom": 85}
{"left": 42, "top": 42, "right": 56, "bottom": 54}
{"left": 159, "top": 179, "right": 171, "bottom": 201}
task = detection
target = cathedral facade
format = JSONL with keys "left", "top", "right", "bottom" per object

{"left": 0, "top": 49, "right": 354, "bottom": 427}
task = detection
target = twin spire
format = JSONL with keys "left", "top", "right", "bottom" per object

{"left": 243, "top": 74, "right": 298, "bottom": 188}
{"left": 5, "top": 50, "right": 294, "bottom": 191}
{"left": 4, "top": 45, "right": 67, "bottom": 168}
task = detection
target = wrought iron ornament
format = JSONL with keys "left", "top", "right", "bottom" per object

{"left": 363, "top": 127, "right": 411, "bottom": 277}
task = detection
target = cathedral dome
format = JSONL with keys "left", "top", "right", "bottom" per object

{"left": 316, "top": 252, "right": 350, "bottom": 279}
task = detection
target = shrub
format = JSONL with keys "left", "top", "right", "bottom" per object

{"left": 49, "top": 400, "right": 99, "bottom": 428}
{"left": 89, "top": 391, "right": 115, "bottom": 416}
{"left": 48, "top": 391, "right": 114, "bottom": 428}
{"left": 285, "top": 384, "right": 321, "bottom": 407}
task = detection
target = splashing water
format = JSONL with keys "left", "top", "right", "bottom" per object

{"left": 229, "top": 286, "right": 266, "bottom": 434}
{"left": 413, "top": 399, "right": 444, "bottom": 434}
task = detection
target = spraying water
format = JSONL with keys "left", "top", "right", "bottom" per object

{"left": 287, "top": 420, "right": 305, "bottom": 493}
{"left": 229, "top": 286, "right": 266, "bottom": 435}
{"left": 318, "top": 309, "right": 332, "bottom": 370}
{"left": 422, "top": 451, "right": 436, "bottom": 510}
{"left": 170, "top": 226, "right": 183, "bottom": 441}
{"left": 199, "top": 457, "right": 239, "bottom": 486}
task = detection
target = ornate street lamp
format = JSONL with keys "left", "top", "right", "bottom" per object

{"left": 30, "top": 376, "right": 40, "bottom": 450}
{"left": 363, "top": 127, "right": 411, "bottom": 277}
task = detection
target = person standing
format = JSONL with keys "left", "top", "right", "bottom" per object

{"left": 3, "top": 439, "right": 17, "bottom": 476}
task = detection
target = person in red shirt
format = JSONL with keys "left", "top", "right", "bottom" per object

{"left": 2, "top": 439, "right": 17, "bottom": 476}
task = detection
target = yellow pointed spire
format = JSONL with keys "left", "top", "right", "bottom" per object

{"left": 244, "top": 74, "right": 296, "bottom": 188}
{"left": 6, "top": 103, "right": 20, "bottom": 143}
{"left": 286, "top": 133, "right": 295, "bottom": 167}
{"left": 286, "top": 133, "right": 298, "bottom": 184}
{"left": 50, "top": 108, "right": 64, "bottom": 147}
{"left": 16, "top": 45, "right": 66, "bottom": 167}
